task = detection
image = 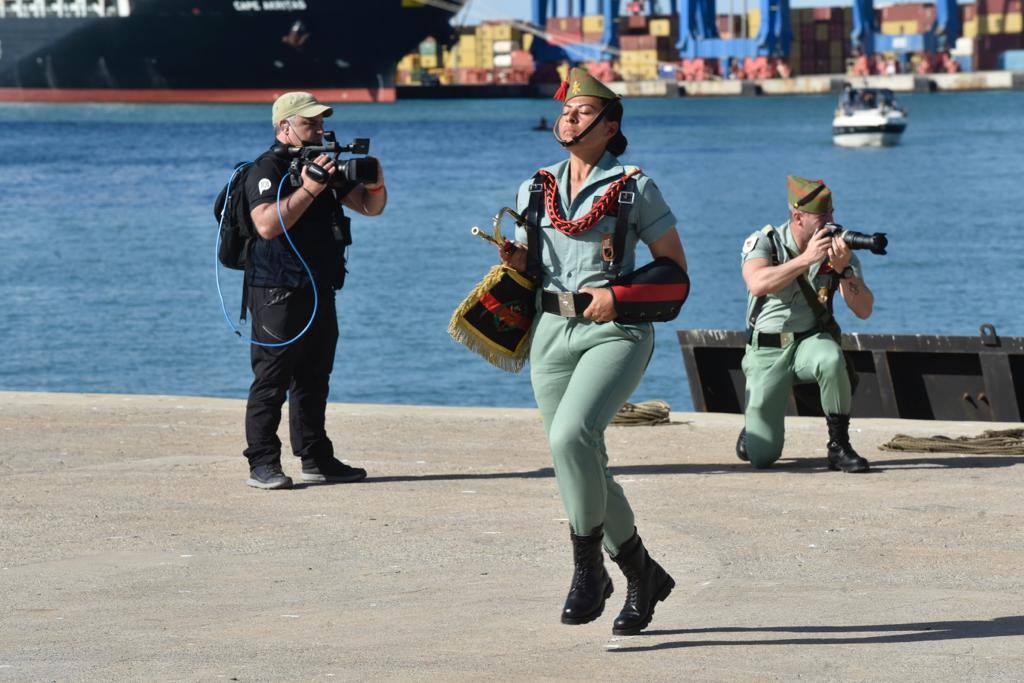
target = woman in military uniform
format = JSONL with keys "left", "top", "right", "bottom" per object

{"left": 499, "top": 68, "right": 687, "bottom": 635}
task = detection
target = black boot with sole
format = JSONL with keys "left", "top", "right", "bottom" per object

{"left": 826, "top": 414, "right": 870, "bottom": 473}
{"left": 610, "top": 530, "right": 675, "bottom": 635}
{"left": 561, "top": 525, "right": 614, "bottom": 625}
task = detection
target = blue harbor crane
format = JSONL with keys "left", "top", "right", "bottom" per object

{"left": 676, "top": 0, "right": 791, "bottom": 60}
{"left": 531, "top": 0, "right": 794, "bottom": 64}
{"left": 852, "top": 0, "right": 961, "bottom": 55}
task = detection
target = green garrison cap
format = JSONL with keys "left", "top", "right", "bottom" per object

{"left": 787, "top": 175, "right": 833, "bottom": 215}
{"left": 272, "top": 91, "right": 333, "bottom": 124}
{"left": 553, "top": 66, "right": 619, "bottom": 103}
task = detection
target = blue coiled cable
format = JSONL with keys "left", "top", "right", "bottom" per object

{"left": 215, "top": 166, "right": 318, "bottom": 347}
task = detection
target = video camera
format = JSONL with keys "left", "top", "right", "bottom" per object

{"left": 823, "top": 222, "right": 888, "bottom": 255}
{"left": 272, "top": 132, "right": 378, "bottom": 190}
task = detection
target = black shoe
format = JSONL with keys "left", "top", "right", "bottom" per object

{"left": 610, "top": 530, "right": 675, "bottom": 635}
{"left": 247, "top": 463, "right": 293, "bottom": 490}
{"left": 735, "top": 428, "right": 749, "bottom": 461}
{"left": 300, "top": 457, "right": 367, "bottom": 483}
{"left": 561, "top": 525, "right": 614, "bottom": 625}
{"left": 825, "top": 414, "right": 870, "bottom": 473}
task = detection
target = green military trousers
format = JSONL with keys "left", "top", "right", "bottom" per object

{"left": 741, "top": 331, "right": 851, "bottom": 469}
{"left": 530, "top": 313, "right": 654, "bottom": 555}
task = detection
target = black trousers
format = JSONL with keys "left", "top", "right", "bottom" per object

{"left": 243, "top": 285, "right": 339, "bottom": 468}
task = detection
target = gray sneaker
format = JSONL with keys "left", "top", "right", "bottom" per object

{"left": 247, "top": 463, "right": 293, "bottom": 490}
{"left": 300, "top": 458, "right": 367, "bottom": 484}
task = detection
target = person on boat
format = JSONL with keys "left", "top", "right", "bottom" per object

{"left": 737, "top": 176, "right": 874, "bottom": 473}
{"left": 498, "top": 68, "right": 688, "bottom": 635}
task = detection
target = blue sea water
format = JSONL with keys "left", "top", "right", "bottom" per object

{"left": 1, "top": 92, "right": 1022, "bottom": 411}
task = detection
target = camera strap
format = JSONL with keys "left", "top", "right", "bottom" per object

{"left": 783, "top": 243, "right": 844, "bottom": 344}
{"left": 747, "top": 226, "right": 779, "bottom": 330}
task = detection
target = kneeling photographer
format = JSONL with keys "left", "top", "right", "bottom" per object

{"left": 242, "top": 91, "right": 386, "bottom": 490}
{"left": 737, "top": 175, "right": 883, "bottom": 473}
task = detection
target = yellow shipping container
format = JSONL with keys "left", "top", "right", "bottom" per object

{"left": 478, "top": 50, "right": 494, "bottom": 69}
{"left": 747, "top": 9, "right": 761, "bottom": 38}
{"left": 620, "top": 49, "right": 659, "bottom": 64}
{"left": 963, "top": 17, "right": 977, "bottom": 37}
{"left": 494, "top": 23, "right": 518, "bottom": 41}
{"left": 881, "top": 20, "right": 919, "bottom": 35}
{"left": 582, "top": 14, "right": 604, "bottom": 34}
{"left": 421, "top": 54, "right": 438, "bottom": 69}
{"left": 649, "top": 18, "right": 673, "bottom": 36}
{"left": 523, "top": 33, "right": 534, "bottom": 51}
{"left": 621, "top": 65, "right": 659, "bottom": 81}
{"left": 397, "top": 54, "right": 419, "bottom": 72}
{"left": 981, "top": 12, "right": 1023, "bottom": 34}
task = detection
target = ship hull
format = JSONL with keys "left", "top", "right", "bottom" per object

{"left": 0, "top": 0, "right": 456, "bottom": 102}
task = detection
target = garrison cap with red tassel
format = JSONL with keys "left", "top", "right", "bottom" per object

{"left": 553, "top": 66, "right": 620, "bottom": 103}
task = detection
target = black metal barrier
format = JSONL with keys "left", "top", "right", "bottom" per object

{"left": 677, "top": 325, "right": 1024, "bottom": 422}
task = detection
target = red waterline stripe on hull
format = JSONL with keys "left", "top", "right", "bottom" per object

{"left": 0, "top": 87, "right": 397, "bottom": 104}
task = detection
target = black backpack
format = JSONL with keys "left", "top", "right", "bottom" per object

{"left": 213, "top": 160, "right": 258, "bottom": 270}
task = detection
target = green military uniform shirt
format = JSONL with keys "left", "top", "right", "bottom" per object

{"left": 741, "top": 220, "right": 863, "bottom": 334}
{"left": 514, "top": 151, "right": 677, "bottom": 293}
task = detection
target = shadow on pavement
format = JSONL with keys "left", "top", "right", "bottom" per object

{"left": 363, "top": 455, "right": 1024, "bottom": 483}
{"left": 612, "top": 616, "right": 1024, "bottom": 652}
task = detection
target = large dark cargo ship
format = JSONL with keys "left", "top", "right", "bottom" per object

{"left": 0, "top": 0, "right": 459, "bottom": 102}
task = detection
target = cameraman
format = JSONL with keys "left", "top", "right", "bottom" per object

{"left": 737, "top": 176, "right": 873, "bottom": 472}
{"left": 242, "top": 91, "right": 386, "bottom": 490}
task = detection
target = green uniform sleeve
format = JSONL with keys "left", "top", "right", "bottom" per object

{"left": 634, "top": 177, "right": 676, "bottom": 245}
{"left": 741, "top": 230, "right": 773, "bottom": 264}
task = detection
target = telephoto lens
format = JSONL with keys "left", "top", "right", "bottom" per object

{"left": 824, "top": 222, "right": 888, "bottom": 255}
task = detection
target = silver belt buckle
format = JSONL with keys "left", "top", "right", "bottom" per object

{"left": 557, "top": 292, "right": 576, "bottom": 317}
{"left": 779, "top": 331, "right": 794, "bottom": 348}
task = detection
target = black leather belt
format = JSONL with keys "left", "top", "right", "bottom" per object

{"left": 541, "top": 290, "right": 594, "bottom": 317}
{"left": 746, "top": 328, "right": 819, "bottom": 348}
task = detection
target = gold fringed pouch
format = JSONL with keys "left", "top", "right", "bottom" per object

{"left": 448, "top": 208, "right": 536, "bottom": 373}
{"left": 448, "top": 264, "right": 536, "bottom": 373}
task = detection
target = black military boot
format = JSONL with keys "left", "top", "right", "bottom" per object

{"left": 826, "top": 414, "right": 870, "bottom": 473}
{"left": 561, "top": 525, "right": 614, "bottom": 625}
{"left": 735, "top": 428, "right": 749, "bottom": 461}
{"left": 610, "top": 530, "right": 675, "bottom": 635}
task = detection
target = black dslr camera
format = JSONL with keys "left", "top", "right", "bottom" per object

{"left": 272, "top": 132, "right": 378, "bottom": 189}
{"left": 823, "top": 222, "right": 888, "bottom": 255}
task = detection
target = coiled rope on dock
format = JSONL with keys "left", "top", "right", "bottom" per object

{"left": 880, "top": 429, "right": 1024, "bottom": 456}
{"left": 611, "top": 400, "right": 672, "bottom": 427}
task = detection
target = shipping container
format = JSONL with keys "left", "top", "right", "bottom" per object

{"left": 999, "top": 49, "right": 1024, "bottom": 69}
{"left": 582, "top": 14, "right": 605, "bottom": 34}
{"left": 492, "top": 40, "right": 519, "bottom": 54}
{"left": 649, "top": 16, "right": 680, "bottom": 37}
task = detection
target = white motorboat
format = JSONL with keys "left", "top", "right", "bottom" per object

{"left": 832, "top": 87, "right": 908, "bottom": 147}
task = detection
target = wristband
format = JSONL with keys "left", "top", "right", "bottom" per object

{"left": 301, "top": 186, "right": 317, "bottom": 200}
{"left": 367, "top": 184, "right": 385, "bottom": 194}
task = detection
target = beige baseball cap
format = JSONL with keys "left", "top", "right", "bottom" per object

{"left": 271, "top": 91, "right": 333, "bottom": 124}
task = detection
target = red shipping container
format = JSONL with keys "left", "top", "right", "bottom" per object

{"left": 963, "top": 4, "right": 977, "bottom": 21}
{"left": 830, "top": 23, "right": 846, "bottom": 40}
{"left": 582, "top": 32, "right": 605, "bottom": 43}
{"left": 547, "top": 17, "right": 583, "bottom": 33}
{"left": 812, "top": 7, "right": 842, "bottom": 21}
{"left": 627, "top": 15, "right": 648, "bottom": 30}
{"left": 977, "top": 0, "right": 1023, "bottom": 15}
{"left": 547, "top": 31, "right": 583, "bottom": 46}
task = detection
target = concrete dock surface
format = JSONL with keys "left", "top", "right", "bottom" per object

{"left": 1, "top": 391, "right": 1022, "bottom": 681}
